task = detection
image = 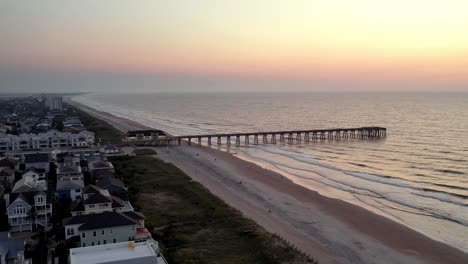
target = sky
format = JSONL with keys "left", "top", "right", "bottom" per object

{"left": 1, "top": 0, "right": 468, "bottom": 93}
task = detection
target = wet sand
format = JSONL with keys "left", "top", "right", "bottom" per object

{"left": 71, "top": 99, "right": 468, "bottom": 264}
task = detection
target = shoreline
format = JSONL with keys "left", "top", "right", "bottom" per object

{"left": 69, "top": 99, "right": 468, "bottom": 263}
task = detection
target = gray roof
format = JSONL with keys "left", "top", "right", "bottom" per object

{"left": 63, "top": 212, "right": 138, "bottom": 231}
{"left": 24, "top": 153, "right": 49, "bottom": 164}
{"left": 122, "top": 211, "right": 145, "bottom": 221}
{"left": 58, "top": 165, "right": 79, "bottom": 173}
{"left": 57, "top": 180, "right": 84, "bottom": 191}
{"left": 70, "top": 200, "right": 84, "bottom": 212}
{"left": 8, "top": 192, "right": 49, "bottom": 206}
{"left": 96, "top": 178, "right": 126, "bottom": 190}
{"left": 83, "top": 192, "right": 112, "bottom": 205}
{"left": 89, "top": 161, "right": 113, "bottom": 169}
{"left": 82, "top": 185, "right": 101, "bottom": 194}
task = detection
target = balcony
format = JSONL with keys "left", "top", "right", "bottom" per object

{"left": 9, "top": 217, "right": 32, "bottom": 225}
{"left": 36, "top": 208, "right": 52, "bottom": 215}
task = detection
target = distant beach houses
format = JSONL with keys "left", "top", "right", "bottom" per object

{"left": 0, "top": 96, "right": 168, "bottom": 263}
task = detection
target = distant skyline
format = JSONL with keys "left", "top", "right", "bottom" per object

{"left": 1, "top": 1, "right": 468, "bottom": 93}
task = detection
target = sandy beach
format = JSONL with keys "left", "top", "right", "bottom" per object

{"left": 70, "top": 99, "right": 468, "bottom": 264}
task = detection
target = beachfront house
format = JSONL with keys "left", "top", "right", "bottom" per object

{"left": 101, "top": 144, "right": 120, "bottom": 154}
{"left": 63, "top": 212, "right": 139, "bottom": 247}
{"left": 88, "top": 160, "right": 114, "bottom": 175}
{"left": 96, "top": 178, "right": 127, "bottom": 195}
{"left": 70, "top": 185, "right": 133, "bottom": 216}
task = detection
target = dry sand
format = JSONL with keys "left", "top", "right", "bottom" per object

{"left": 71, "top": 99, "right": 468, "bottom": 264}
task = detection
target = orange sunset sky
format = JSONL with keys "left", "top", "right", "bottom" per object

{"left": 1, "top": 0, "right": 467, "bottom": 92}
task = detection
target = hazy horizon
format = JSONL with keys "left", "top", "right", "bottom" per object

{"left": 1, "top": 1, "right": 468, "bottom": 93}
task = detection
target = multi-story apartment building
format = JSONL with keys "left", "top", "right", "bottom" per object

{"left": 0, "top": 130, "right": 94, "bottom": 151}
{"left": 46, "top": 97, "right": 63, "bottom": 110}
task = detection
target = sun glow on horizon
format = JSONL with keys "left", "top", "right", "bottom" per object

{"left": 1, "top": 0, "right": 468, "bottom": 90}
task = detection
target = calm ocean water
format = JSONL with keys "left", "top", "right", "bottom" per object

{"left": 73, "top": 92, "right": 468, "bottom": 251}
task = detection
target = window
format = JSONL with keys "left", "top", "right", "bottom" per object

{"left": 113, "top": 239, "right": 116, "bottom": 243}
{"left": 91, "top": 242, "right": 94, "bottom": 246}
{"left": 82, "top": 233, "right": 85, "bottom": 238}
{"left": 67, "top": 228, "right": 75, "bottom": 236}
{"left": 101, "top": 230, "right": 104, "bottom": 235}
{"left": 93, "top": 231, "right": 96, "bottom": 237}
{"left": 103, "top": 240, "right": 106, "bottom": 244}
{"left": 13, "top": 205, "right": 26, "bottom": 215}
{"left": 75, "top": 189, "right": 81, "bottom": 193}
{"left": 89, "top": 204, "right": 95, "bottom": 208}
{"left": 98, "top": 241, "right": 100, "bottom": 245}
{"left": 83, "top": 243, "right": 86, "bottom": 247}
{"left": 35, "top": 196, "right": 44, "bottom": 204}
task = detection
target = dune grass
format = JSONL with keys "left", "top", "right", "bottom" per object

{"left": 133, "top": 148, "right": 157, "bottom": 155}
{"left": 110, "top": 155, "right": 315, "bottom": 264}
{"left": 65, "top": 105, "right": 125, "bottom": 144}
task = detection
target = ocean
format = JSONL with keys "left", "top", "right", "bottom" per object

{"left": 73, "top": 92, "right": 468, "bottom": 251}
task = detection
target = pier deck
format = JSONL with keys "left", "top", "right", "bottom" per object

{"left": 128, "top": 127, "right": 386, "bottom": 146}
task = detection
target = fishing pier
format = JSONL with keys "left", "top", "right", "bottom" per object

{"left": 176, "top": 127, "right": 386, "bottom": 146}
{"left": 125, "top": 127, "right": 386, "bottom": 146}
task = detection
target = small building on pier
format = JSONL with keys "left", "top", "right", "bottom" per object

{"left": 125, "top": 130, "right": 172, "bottom": 146}
{"left": 126, "top": 130, "right": 168, "bottom": 141}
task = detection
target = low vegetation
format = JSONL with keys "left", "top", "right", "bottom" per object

{"left": 65, "top": 105, "right": 124, "bottom": 144}
{"left": 133, "top": 148, "right": 157, "bottom": 155}
{"left": 110, "top": 155, "right": 315, "bottom": 264}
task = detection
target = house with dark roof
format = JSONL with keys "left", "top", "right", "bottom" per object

{"left": 101, "top": 144, "right": 120, "bottom": 154}
{"left": 4, "top": 191, "right": 52, "bottom": 233}
{"left": 88, "top": 160, "right": 114, "bottom": 175}
{"left": 96, "top": 178, "right": 127, "bottom": 195}
{"left": 70, "top": 185, "right": 133, "bottom": 216}
{"left": 63, "top": 212, "right": 140, "bottom": 247}
{"left": 93, "top": 170, "right": 116, "bottom": 182}
{"left": 0, "top": 157, "right": 19, "bottom": 170}
{"left": 23, "top": 153, "right": 50, "bottom": 172}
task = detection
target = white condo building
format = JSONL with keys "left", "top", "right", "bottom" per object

{"left": 46, "top": 97, "right": 63, "bottom": 110}
{"left": 0, "top": 130, "right": 94, "bottom": 151}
